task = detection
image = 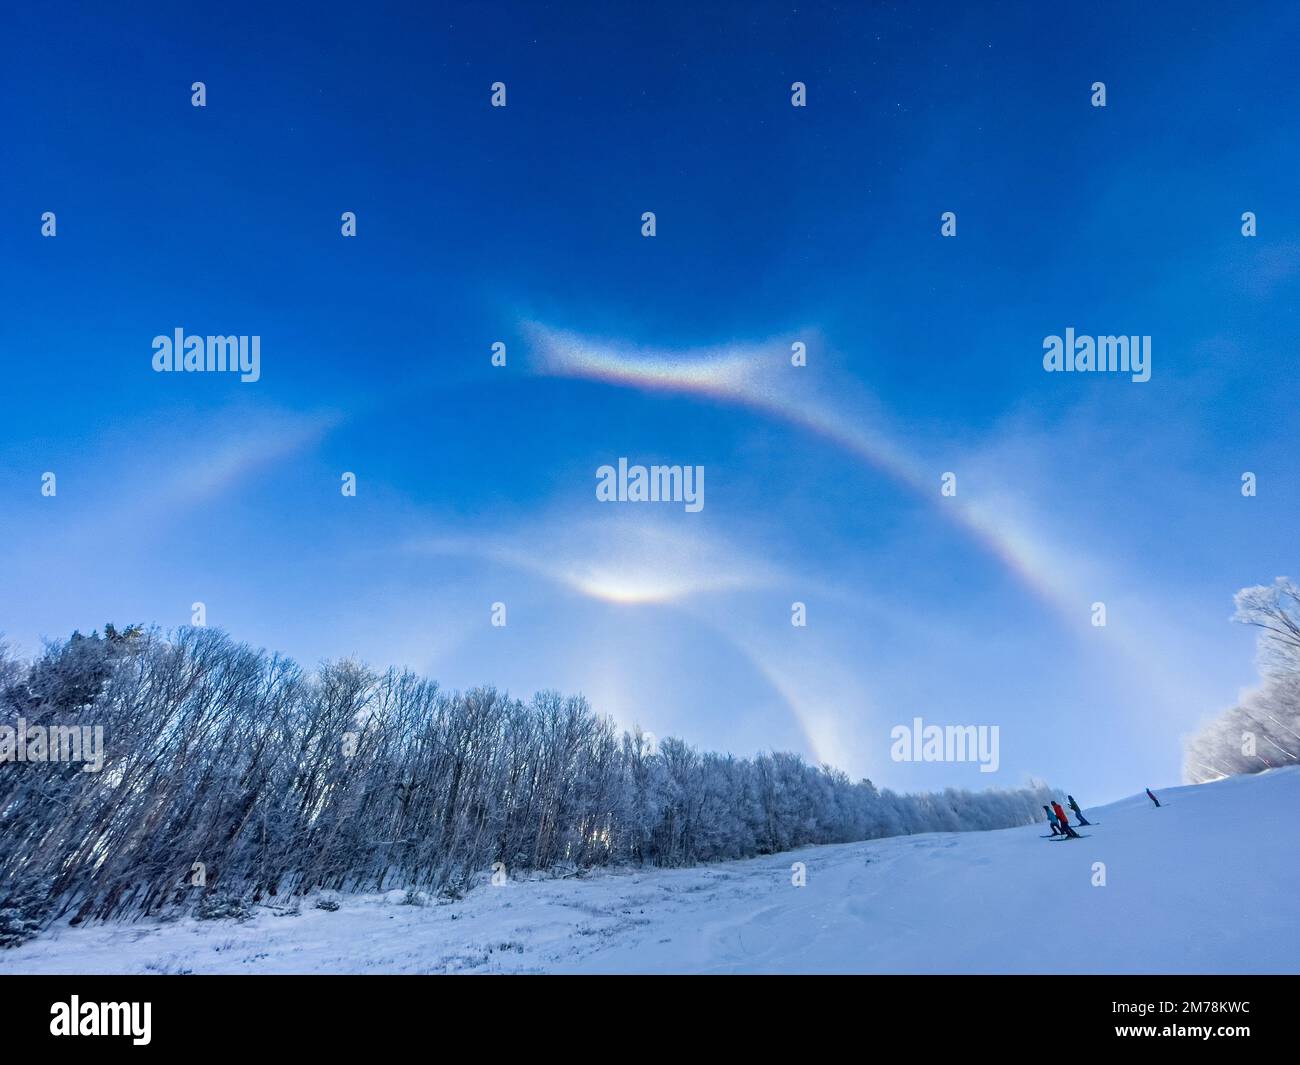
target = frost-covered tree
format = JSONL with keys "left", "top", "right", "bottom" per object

{"left": 0, "top": 626, "right": 1052, "bottom": 932}
{"left": 1185, "top": 578, "right": 1300, "bottom": 782}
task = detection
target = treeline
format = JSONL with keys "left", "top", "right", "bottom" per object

{"left": 1185, "top": 577, "right": 1300, "bottom": 781}
{"left": 0, "top": 626, "right": 1050, "bottom": 932}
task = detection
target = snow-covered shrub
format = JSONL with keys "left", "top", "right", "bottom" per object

{"left": 196, "top": 892, "right": 253, "bottom": 921}
{"left": 0, "top": 905, "right": 42, "bottom": 949}
{"left": 0, "top": 877, "right": 53, "bottom": 948}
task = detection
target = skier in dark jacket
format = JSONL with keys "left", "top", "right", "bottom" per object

{"left": 1043, "top": 804, "right": 1061, "bottom": 836}
{"left": 1067, "top": 794, "right": 1091, "bottom": 826}
{"left": 1145, "top": 787, "right": 1161, "bottom": 808}
{"left": 1051, "top": 800, "right": 1080, "bottom": 838}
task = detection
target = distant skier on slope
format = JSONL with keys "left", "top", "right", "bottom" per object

{"left": 1145, "top": 787, "right": 1161, "bottom": 808}
{"left": 1067, "top": 794, "right": 1091, "bottom": 826}
{"left": 1051, "top": 800, "right": 1080, "bottom": 838}
{"left": 1043, "top": 804, "right": 1061, "bottom": 836}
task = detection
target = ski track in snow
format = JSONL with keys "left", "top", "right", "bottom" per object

{"left": 3, "top": 768, "right": 1295, "bottom": 974}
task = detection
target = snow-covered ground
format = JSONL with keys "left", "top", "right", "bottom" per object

{"left": 3, "top": 768, "right": 1295, "bottom": 974}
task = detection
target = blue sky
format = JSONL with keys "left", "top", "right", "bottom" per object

{"left": 2, "top": 1, "right": 1298, "bottom": 801}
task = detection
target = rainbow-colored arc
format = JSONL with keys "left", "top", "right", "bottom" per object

{"left": 526, "top": 322, "right": 1082, "bottom": 627}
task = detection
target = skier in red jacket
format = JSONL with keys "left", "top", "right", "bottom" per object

{"left": 1051, "top": 800, "right": 1080, "bottom": 838}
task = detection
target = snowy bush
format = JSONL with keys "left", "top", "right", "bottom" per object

{"left": 196, "top": 892, "right": 253, "bottom": 922}
{"left": 437, "top": 877, "right": 469, "bottom": 902}
{"left": 0, "top": 876, "right": 53, "bottom": 948}
{"left": 0, "top": 904, "right": 43, "bottom": 949}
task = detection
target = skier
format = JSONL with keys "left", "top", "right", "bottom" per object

{"left": 1043, "top": 804, "right": 1061, "bottom": 836}
{"left": 1051, "top": 800, "right": 1080, "bottom": 838}
{"left": 1067, "top": 794, "right": 1091, "bottom": 826}
{"left": 1145, "top": 787, "right": 1161, "bottom": 808}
